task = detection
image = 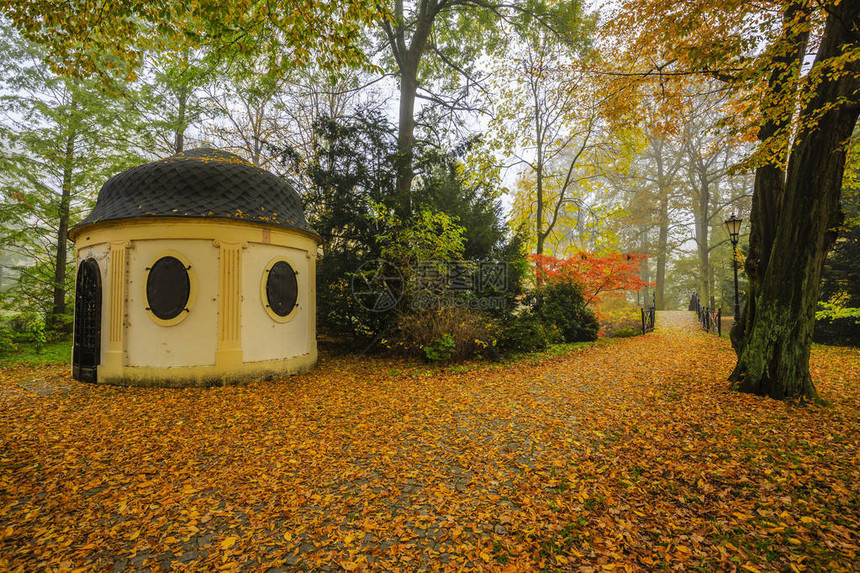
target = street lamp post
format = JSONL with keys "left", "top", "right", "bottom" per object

{"left": 725, "top": 213, "right": 743, "bottom": 325}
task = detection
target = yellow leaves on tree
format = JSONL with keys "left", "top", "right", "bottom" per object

{"left": 0, "top": 0, "right": 385, "bottom": 80}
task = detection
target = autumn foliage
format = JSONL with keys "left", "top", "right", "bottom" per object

{"left": 531, "top": 252, "right": 652, "bottom": 306}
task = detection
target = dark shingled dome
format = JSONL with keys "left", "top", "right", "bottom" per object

{"left": 75, "top": 148, "right": 315, "bottom": 235}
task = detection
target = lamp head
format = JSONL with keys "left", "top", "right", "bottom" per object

{"left": 725, "top": 213, "right": 742, "bottom": 244}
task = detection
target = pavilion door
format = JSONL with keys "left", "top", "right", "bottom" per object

{"left": 73, "top": 259, "right": 102, "bottom": 382}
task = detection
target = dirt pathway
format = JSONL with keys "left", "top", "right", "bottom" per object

{"left": 655, "top": 310, "right": 702, "bottom": 334}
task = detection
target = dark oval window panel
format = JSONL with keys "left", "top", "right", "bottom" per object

{"left": 266, "top": 261, "right": 298, "bottom": 317}
{"left": 146, "top": 256, "right": 190, "bottom": 320}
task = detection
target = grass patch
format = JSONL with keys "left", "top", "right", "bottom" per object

{"left": 502, "top": 340, "right": 597, "bottom": 365}
{"left": 427, "top": 340, "right": 599, "bottom": 374}
{"left": 0, "top": 338, "right": 71, "bottom": 367}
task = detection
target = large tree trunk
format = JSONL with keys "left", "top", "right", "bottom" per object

{"left": 535, "top": 159, "right": 546, "bottom": 286}
{"left": 729, "top": 162, "right": 784, "bottom": 358}
{"left": 639, "top": 226, "right": 651, "bottom": 305}
{"left": 654, "top": 139, "right": 669, "bottom": 310}
{"left": 655, "top": 193, "right": 669, "bottom": 309}
{"left": 730, "top": 0, "right": 808, "bottom": 374}
{"left": 730, "top": 0, "right": 860, "bottom": 400}
{"left": 689, "top": 146, "right": 712, "bottom": 304}
{"left": 535, "top": 88, "right": 546, "bottom": 258}
{"left": 695, "top": 188, "right": 710, "bottom": 304}
{"left": 389, "top": 0, "right": 437, "bottom": 221}
{"left": 47, "top": 126, "right": 76, "bottom": 333}
{"left": 395, "top": 63, "right": 418, "bottom": 220}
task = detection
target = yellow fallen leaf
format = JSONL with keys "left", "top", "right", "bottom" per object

{"left": 221, "top": 536, "right": 237, "bottom": 549}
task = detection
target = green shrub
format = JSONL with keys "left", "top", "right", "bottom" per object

{"left": 45, "top": 313, "right": 73, "bottom": 341}
{"left": 8, "top": 313, "right": 49, "bottom": 351}
{"left": 814, "top": 303, "right": 860, "bottom": 346}
{"left": 598, "top": 296, "right": 642, "bottom": 337}
{"left": 0, "top": 322, "right": 18, "bottom": 355}
{"left": 497, "top": 312, "right": 552, "bottom": 353}
{"left": 815, "top": 302, "right": 860, "bottom": 321}
{"left": 424, "top": 333, "right": 456, "bottom": 363}
{"left": 394, "top": 308, "right": 497, "bottom": 362}
{"left": 526, "top": 281, "right": 599, "bottom": 343}
{"left": 9, "top": 313, "right": 34, "bottom": 334}
{"left": 612, "top": 326, "right": 640, "bottom": 338}
{"left": 29, "top": 319, "right": 46, "bottom": 353}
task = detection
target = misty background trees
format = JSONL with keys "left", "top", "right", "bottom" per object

{"left": 0, "top": 0, "right": 857, "bottom": 398}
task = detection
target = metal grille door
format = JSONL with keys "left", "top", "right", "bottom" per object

{"left": 73, "top": 259, "right": 102, "bottom": 382}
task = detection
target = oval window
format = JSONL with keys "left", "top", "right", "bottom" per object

{"left": 265, "top": 260, "right": 298, "bottom": 317}
{"left": 146, "top": 256, "right": 191, "bottom": 320}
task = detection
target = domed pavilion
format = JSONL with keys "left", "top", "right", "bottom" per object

{"left": 68, "top": 148, "right": 319, "bottom": 387}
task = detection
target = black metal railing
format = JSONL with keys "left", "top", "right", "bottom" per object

{"left": 641, "top": 292, "right": 656, "bottom": 334}
{"left": 690, "top": 292, "right": 721, "bottom": 336}
{"left": 688, "top": 292, "right": 700, "bottom": 312}
{"left": 641, "top": 305, "right": 655, "bottom": 334}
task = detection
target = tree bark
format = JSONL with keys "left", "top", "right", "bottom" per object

{"left": 730, "top": 0, "right": 808, "bottom": 372}
{"left": 655, "top": 195, "right": 669, "bottom": 309}
{"left": 396, "top": 64, "right": 418, "bottom": 219}
{"left": 48, "top": 125, "right": 76, "bottom": 333}
{"left": 698, "top": 243, "right": 709, "bottom": 303}
{"left": 174, "top": 83, "right": 187, "bottom": 153}
{"left": 535, "top": 75, "right": 545, "bottom": 258}
{"left": 730, "top": 0, "right": 860, "bottom": 400}
{"left": 687, "top": 140, "right": 714, "bottom": 305}
{"left": 639, "top": 225, "right": 651, "bottom": 304}
{"left": 653, "top": 138, "right": 670, "bottom": 310}
{"left": 388, "top": 0, "right": 437, "bottom": 221}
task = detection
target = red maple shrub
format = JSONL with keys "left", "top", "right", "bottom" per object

{"left": 530, "top": 252, "right": 652, "bottom": 307}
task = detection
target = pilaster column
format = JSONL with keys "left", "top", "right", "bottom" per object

{"left": 214, "top": 240, "right": 247, "bottom": 369}
{"left": 102, "top": 241, "right": 129, "bottom": 377}
{"left": 307, "top": 251, "right": 317, "bottom": 349}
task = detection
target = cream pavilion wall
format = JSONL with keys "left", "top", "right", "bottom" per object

{"left": 242, "top": 244, "right": 314, "bottom": 363}
{"left": 126, "top": 238, "right": 219, "bottom": 368}
{"left": 72, "top": 218, "right": 318, "bottom": 387}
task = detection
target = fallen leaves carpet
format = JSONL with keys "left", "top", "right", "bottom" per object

{"left": 1, "top": 311, "right": 858, "bottom": 571}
